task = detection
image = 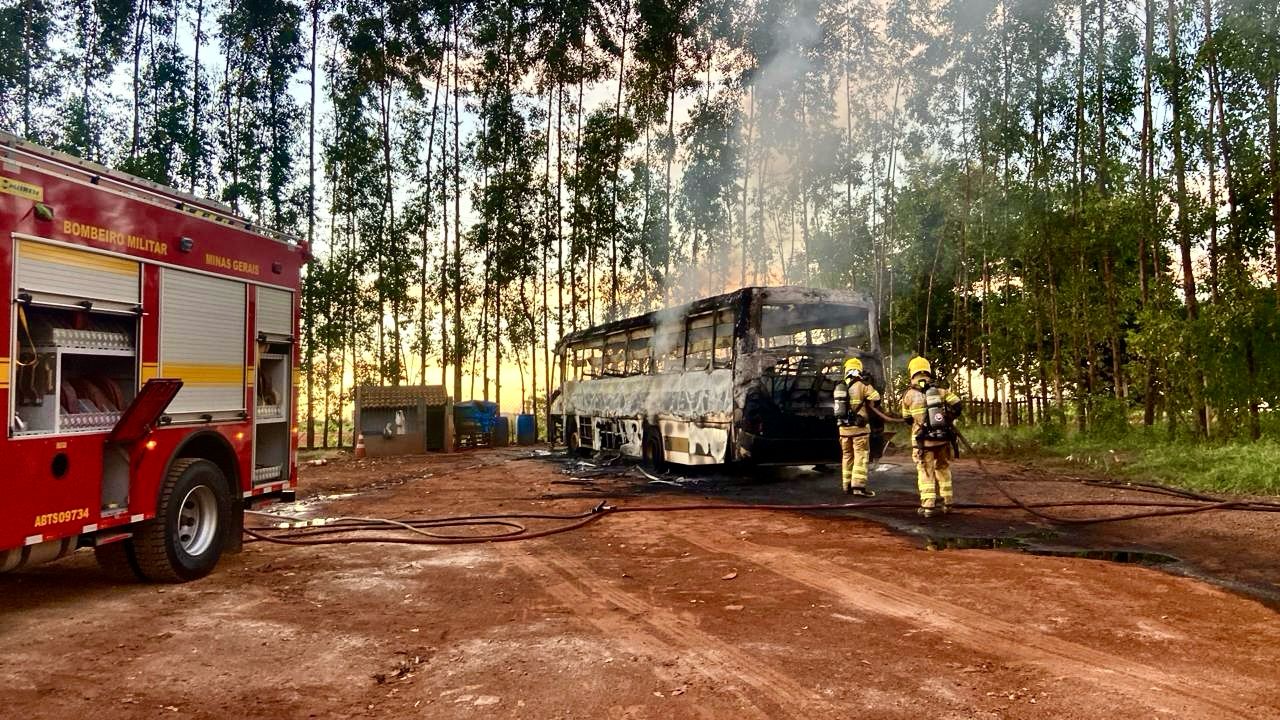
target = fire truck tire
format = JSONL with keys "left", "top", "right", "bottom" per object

{"left": 93, "top": 540, "right": 144, "bottom": 582}
{"left": 132, "top": 458, "right": 232, "bottom": 583}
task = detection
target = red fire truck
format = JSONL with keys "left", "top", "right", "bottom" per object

{"left": 0, "top": 132, "right": 307, "bottom": 582}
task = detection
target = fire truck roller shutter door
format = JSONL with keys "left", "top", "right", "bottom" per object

{"left": 15, "top": 239, "right": 140, "bottom": 310}
{"left": 160, "top": 269, "right": 246, "bottom": 420}
{"left": 256, "top": 287, "right": 293, "bottom": 337}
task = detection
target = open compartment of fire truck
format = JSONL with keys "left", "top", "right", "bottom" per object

{"left": 13, "top": 306, "right": 139, "bottom": 435}
{"left": 10, "top": 239, "right": 142, "bottom": 437}
{"left": 253, "top": 286, "right": 294, "bottom": 484}
{"left": 254, "top": 342, "right": 290, "bottom": 483}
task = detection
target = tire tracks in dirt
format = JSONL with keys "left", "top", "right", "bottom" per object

{"left": 511, "top": 547, "right": 841, "bottom": 719}
{"left": 681, "top": 523, "right": 1265, "bottom": 718}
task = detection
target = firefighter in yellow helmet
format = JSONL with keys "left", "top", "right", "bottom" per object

{"left": 832, "top": 357, "right": 880, "bottom": 496}
{"left": 899, "top": 356, "right": 963, "bottom": 517}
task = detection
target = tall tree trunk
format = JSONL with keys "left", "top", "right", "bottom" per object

{"left": 304, "top": 2, "right": 318, "bottom": 449}
{"left": 1202, "top": 0, "right": 1220, "bottom": 301}
{"left": 440, "top": 33, "right": 452, "bottom": 391}
{"left": 572, "top": 57, "right": 585, "bottom": 331}
{"left": 1168, "top": 0, "right": 1206, "bottom": 436}
{"left": 452, "top": 12, "right": 464, "bottom": 402}
{"left": 1141, "top": 0, "right": 1158, "bottom": 425}
{"left": 556, "top": 82, "right": 565, "bottom": 344}
{"left": 542, "top": 87, "right": 554, "bottom": 425}
{"left": 419, "top": 50, "right": 443, "bottom": 386}
{"left": 130, "top": 0, "right": 150, "bottom": 159}
{"left": 1270, "top": 77, "right": 1280, "bottom": 300}
{"left": 609, "top": 0, "right": 630, "bottom": 319}
{"left": 189, "top": 0, "right": 205, "bottom": 190}
{"left": 664, "top": 54, "right": 677, "bottom": 292}
{"left": 20, "top": 0, "right": 34, "bottom": 137}
{"left": 1095, "top": 0, "right": 1106, "bottom": 194}
{"left": 1168, "top": 0, "right": 1198, "bottom": 321}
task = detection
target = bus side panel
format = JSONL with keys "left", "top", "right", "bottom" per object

{"left": 659, "top": 419, "right": 729, "bottom": 465}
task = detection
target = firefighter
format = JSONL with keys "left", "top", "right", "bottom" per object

{"left": 832, "top": 357, "right": 879, "bottom": 496}
{"left": 900, "top": 356, "right": 962, "bottom": 517}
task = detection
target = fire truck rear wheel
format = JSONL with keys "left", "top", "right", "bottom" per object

{"left": 132, "top": 458, "right": 232, "bottom": 583}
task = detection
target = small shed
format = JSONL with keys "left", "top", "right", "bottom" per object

{"left": 354, "top": 385, "right": 453, "bottom": 456}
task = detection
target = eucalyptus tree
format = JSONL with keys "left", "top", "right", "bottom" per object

{"left": 0, "top": 0, "right": 59, "bottom": 140}
{"left": 57, "top": 0, "right": 133, "bottom": 162}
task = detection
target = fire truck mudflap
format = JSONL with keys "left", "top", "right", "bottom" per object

{"left": 0, "top": 132, "right": 307, "bottom": 581}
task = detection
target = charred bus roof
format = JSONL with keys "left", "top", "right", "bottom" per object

{"left": 553, "top": 286, "right": 875, "bottom": 354}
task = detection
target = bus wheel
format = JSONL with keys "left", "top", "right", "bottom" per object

{"left": 132, "top": 458, "right": 232, "bottom": 583}
{"left": 567, "top": 429, "right": 581, "bottom": 456}
{"left": 94, "top": 540, "right": 143, "bottom": 582}
{"left": 642, "top": 429, "right": 667, "bottom": 472}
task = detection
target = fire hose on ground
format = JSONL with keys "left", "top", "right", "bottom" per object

{"left": 244, "top": 426, "right": 1280, "bottom": 547}
{"left": 244, "top": 483, "right": 1280, "bottom": 548}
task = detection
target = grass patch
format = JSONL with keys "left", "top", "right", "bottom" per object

{"left": 959, "top": 422, "right": 1280, "bottom": 496}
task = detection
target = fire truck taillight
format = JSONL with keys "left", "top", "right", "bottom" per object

{"left": 145, "top": 440, "right": 157, "bottom": 451}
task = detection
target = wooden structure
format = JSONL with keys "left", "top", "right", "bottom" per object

{"left": 354, "top": 385, "right": 453, "bottom": 456}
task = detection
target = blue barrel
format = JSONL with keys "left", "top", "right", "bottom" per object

{"left": 454, "top": 400, "right": 499, "bottom": 448}
{"left": 492, "top": 416, "right": 510, "bottom": 447}
{"left": 516, "top": 414, "right": 536, "bottom": 445}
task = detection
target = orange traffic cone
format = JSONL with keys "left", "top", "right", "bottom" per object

{"left": 355, "top": 433, "right": 366, "bottom": 459}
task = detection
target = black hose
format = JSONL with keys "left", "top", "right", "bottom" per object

{"left": 245, "top": 492, "right": 1280, "bottom": 548}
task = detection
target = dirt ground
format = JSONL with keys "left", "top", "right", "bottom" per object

{"left": 3, "top": 447, "right": 1280, "bottom": 719}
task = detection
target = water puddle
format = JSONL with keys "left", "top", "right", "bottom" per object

{"left": 257, "top": 492, "right": 360, "bottom": 519}
{"left": 922, "top": 535, "right": 1180, "bottom": 567}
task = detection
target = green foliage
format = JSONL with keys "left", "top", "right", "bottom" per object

{"left": 7, "top": 0, "right": 1280, "bottom": 458}
{"left": 1084, "top": 395, "right": 1130, "bottom": 441}
{"left": 968, "top": 421, "right": 1280, "bottom": 495}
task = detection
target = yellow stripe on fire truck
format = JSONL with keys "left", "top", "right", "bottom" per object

{"left": 160, "top": 363, "right": 244, "bottom": 385}
{"left": 0, "top": 357, "right": 9, "bottom": 388}
{"left": 20, "top": 239, "right": 136, "bottom": 276}
{"left": 140, "top": 362, "right": 159, "bottom": 383}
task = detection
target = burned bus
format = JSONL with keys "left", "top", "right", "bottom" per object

{"left": 549, "top": 286, "right": 887, "bottom": 467}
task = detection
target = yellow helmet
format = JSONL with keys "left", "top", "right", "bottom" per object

{"left": 843, "top": 357, "right": 863, "bottom": 374}
{"left": 908, "top": 356, "right": 932, "bottom": 379}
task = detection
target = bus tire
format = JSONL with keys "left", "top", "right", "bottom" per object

{"left": 567, "top": 428, "right": 582, "bottom": 456}
{"left": 642, "top": 428, "right": 668, "bottom": 472}
{"left": 132, "top": 458, "right": 232, "bottom": 583}
{"left": 94, "top": 540, "right": 144, "bottom": 581}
